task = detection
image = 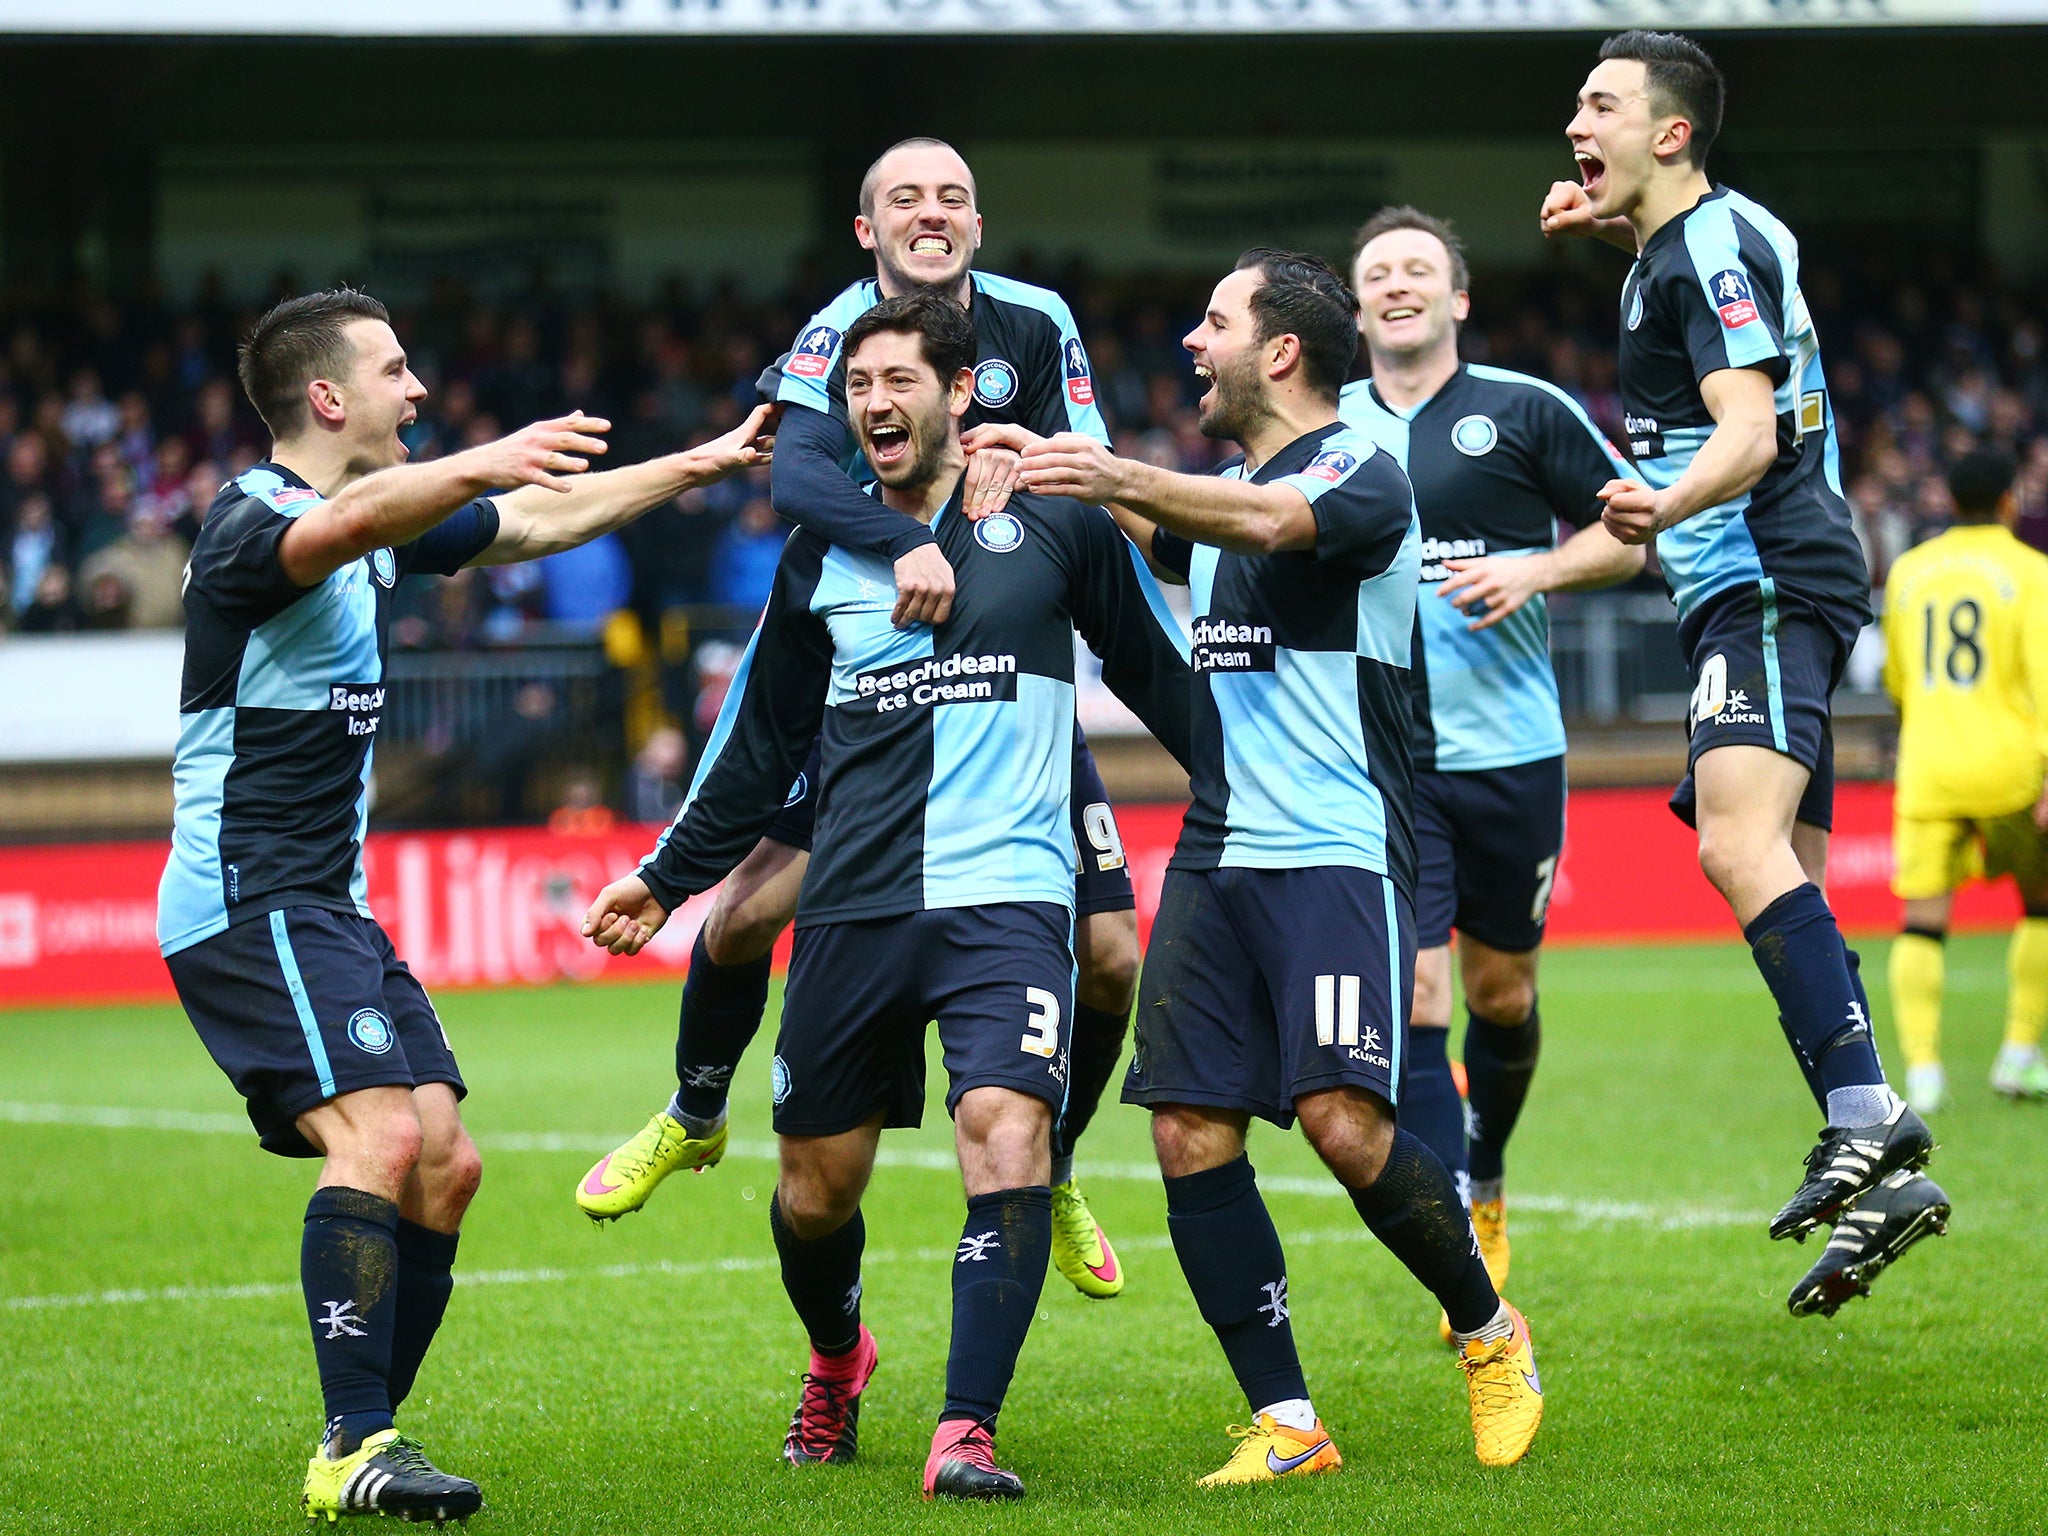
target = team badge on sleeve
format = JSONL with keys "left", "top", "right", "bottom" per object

{"left": 789, "top": 324, "right": 841, "bottom": 380}
{"left": 1710, "top": 269, "right": 1759, "bottom": 329}
{"left": 1064, "top": 338, "right": 1095, "bottom": 407}
{"left": 1301, "top": 449, "right": 1358, "bottom": 484}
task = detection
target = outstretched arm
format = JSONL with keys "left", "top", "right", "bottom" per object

{"left": 1438, "top": 522, "right": 1644, "bottom": 632}
{"left": 474, "top": 403, "right": 776, "bottom": 566}
{"left": 1018, "top": 431, "right": 1317, "bottom": 555}
{"left": 277, "top": 413, "right": 610, "bottom": 587}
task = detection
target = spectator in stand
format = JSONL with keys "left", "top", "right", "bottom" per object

{"left": 9, "top": 492, "right": 60, "bottom": 617}
{"left": 60, "top": 369, "right": 121, "bottom": 450}
{"left": 706, "top": 489, "right": 782, "bottom": 621}
{"left": 625, "top": 725, "right": 689, "bottom": 823}
{"left": 17, "top": 563, "right": 79, "bottom": 632}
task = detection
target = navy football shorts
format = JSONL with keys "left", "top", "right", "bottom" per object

{"left": 166, "top": 906, "right": 464, "bottom": 1158}
{"left": 1413, "top": 756, "right": 1566, "bottom": 953}
{"left": 1668, "top": 581, "right": 1859, "bottom": 834}
{"left": 765, "top": 728, "right": 1136, "bottom": 918}
{"left": 772, "top": 901, "right": 1075, "bottom": 1137}
{"left": 1123, "top": 865, "right": 1415, "bottom": 1130}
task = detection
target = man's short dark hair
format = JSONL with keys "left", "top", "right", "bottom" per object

{"left": 858, "top": 136, "right": 972, "bottom": 217}
{"left": 1232, "top": 248, "right": 1359, "bottom": 403}
{"left": 1599, "top": 29, "right": 1724, "bottom": 170}
{"left": 842, "top": 290, "right": 978, "bottom": 383}
{"left": 237, "top": 288, "right": 391, "bottom": 439}
{"left": 1948, "top": 447, "right": 2017, "bottom": 523}
{"left": 1349, "top": 206, "right": 1470, "bottom": 292}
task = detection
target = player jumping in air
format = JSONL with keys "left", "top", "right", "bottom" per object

{"left": 975, "top": 249, "right": 1545, "bottom": 1478}
{"left": 1884, "top": 449, "right": 2048, "bottom": 1112}
{"left": 1541, "top": 30, "right": 1946, "bottom": 1314}
{"left": 579, "top": 138, "right": 1141, "bottom": 1302}
{"left": 579, "top": 293, "right": 1192, "bottom": 1500}
{"left": 1342, "top": 205, "right": 1644, "bottom": 1338}
{"left": 156, "top": 289, "right": 774, "bottom": 1521}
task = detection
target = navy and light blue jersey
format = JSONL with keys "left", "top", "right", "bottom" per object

{"left": 637, "top": 489, "right": 1190, "bottom": 927}
{"left": 1341, "top": 364, "right": 1633, "bottom": 771}
{"left": 1151, "top": 423, "right": 1422, "bottom": 890}
{"left": 763, "top": 271, "right": 1110, "bottom": 561}
{"left": 157, "top": 464, "right": 499, "bottom": 956}
{"left": 1617, "top": 185, "right": 1870, "bottom": 625}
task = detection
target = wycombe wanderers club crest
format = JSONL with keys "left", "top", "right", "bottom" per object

{"left": 371, "top": 547, "right": 397, "bottom": 587}
{"left": 975, "top": 512, "right": 1024, "bottom": 553}
{"left": 348, "top": 1008, "right": 394, "bottom": 1055}
{"left": 1451, "top": 414, "right": 1499, "bottom": 457}
{"left": 973, "top": 358, "right": 1018, "bottom": 408}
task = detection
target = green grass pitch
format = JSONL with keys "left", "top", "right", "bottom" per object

{"left": 2, "top": 937, "right": 2042, "bottom": 1534}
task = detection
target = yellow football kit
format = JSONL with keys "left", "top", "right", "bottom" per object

{"left": 1882, "top": 521, "right": 2048, "bottom": 1082}
{"left": 1882, "top": 522, "right": 2048, "bottom": 899}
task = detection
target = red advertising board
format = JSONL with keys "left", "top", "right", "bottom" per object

{"left": 0, "top": 783, "right": 2021, "bottom": 1009}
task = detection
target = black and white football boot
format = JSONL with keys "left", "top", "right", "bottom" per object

{"left": 1788, "top": 1169, "right": 1951, "bottom": 1318}
{"left": 1769, "top": 1097, "right": 1934, "bottom": 1241}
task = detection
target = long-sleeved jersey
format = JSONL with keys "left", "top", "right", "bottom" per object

{"left": 1883, "top": 522, "right": 2048, "bottom": 820}
{"left": 764, "top": 271, "right": 1109, "bottom": 561}
{"left": 1618, "top": 185, "right": 1869, "bottom": 625}
{"left": 637, "top": 488, "right": 1191, "bottom": 926}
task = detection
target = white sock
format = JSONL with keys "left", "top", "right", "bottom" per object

{"left": 1825, "top": 1084, "right": 1899, "bottom": 1128}
{"left": 1256, "top": 1398, "right": 1317, "bottom": 1431}
{"left": 667, "top": 1094, "right": 727, "bottom": 1139}
{"left": 1451, "top": 1300, "right": 1515, "bottom": 1346}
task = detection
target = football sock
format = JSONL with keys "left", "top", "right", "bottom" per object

{"left": 1164, "top": 1157, "right": 1308, "bottom": 1412}
{"left": 673, "top": 933, "right": 772, "bottom": 1122}
{"left": 1398, "top": 1025, "right": 1469, "bottom": 1204}
{"left": 1744, "top": 884, "right": 1887, "bottom": 1108}
{"left": 1889, "top": 929, "right": 1946, "bottom": 1070}
{"left": 302, "top": 1187, "right": 399, "bottom": 1454}
{"left": 1774, "top": 1014, "right": 1829, "bottom": 1113}
{"left": 942, "top": 1186, "right": 1052, "bottom": 1427}
{"left": 1348, "top": 1130, "right": 1498, "bottom": 1336}
{"left": 387, "top": 1220, "right": 458, "bottom": 1413}
{"left": 2005, "top": 918, "right": 2048, "bottom": 1050}
{"left": 1464, "top": 1003, "right": 1540, "bottom": 1187}
{"left": 769, "top": 1195, "right": 865, "bottom": 1356}
{"left": 1257, "top": 1398, "right": 1318, "bottom": 1432}
{"left": 1051, "top": 1003, "right": 1129, "bottom": 1165}
{"left": 1450, "top": 1299, "right": 1517, "bottom": 1347}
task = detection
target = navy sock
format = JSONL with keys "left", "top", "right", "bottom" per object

{"left": 1052, "top": 1004, "right": 1128, "bottom": 1163}
{"left": 674, "top": 931, "right": 773, "bottom": 1121}
{"left": 1349, "top": 1130, "right": 1498, "bottom": 1335}
{"left": 387, "top": 1220, "right": 458, "bottom": 1413}
{"left": 1465, "top": 1004, "right": 1540, "bottom": 1186}
{"left": 1397, "top": 1025, "right": 1469, "bottom": 1204}
{"left": 943, "top": 1187, "right": 1052, "bottom": 1427}
{"left": 1744, "top": 885, "right": 1885, "bottom": 1099}
{"left": 302, "top": 1187, "right": 399, "bottom": 1452}
{"left": 1164, "top": 1157, "right": 1307, "bottom": 1412}
{"left": 1843, "top": 946, "right": 1889, "bottom": 1077}
{"left": 769, "top": 1194, "right": 865, "bottom": 1355}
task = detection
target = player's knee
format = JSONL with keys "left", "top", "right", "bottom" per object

{"left": 702, "top": 896, "right": 781, "bottom": 967}
{"left": 1410, "top": 965, "right": 1453, "bottom": 1029}
{"left": 1296, "top": 1090, "right": 1394, "bottom": 1185}
{"left": 1695, "top": 824, "right": 1751, "bottom": 900}
{"left": 776, "top": 1167, "right": 861, "bottom": 1235}
{"left": 1150, "top": 1106, "right": 1241, "bottom": 1180}
{"left": 1077, "top": 914, "right": 1141, "bottom": 1012}
{"left": 329, "top": 1097, "right": 424, "bottom": 1192}
{"left": 1465, "top": 966, "right": 1535, "bottom": 1026}
{"left": 422, "top": 1126, "right": 484, "bottom": 1216}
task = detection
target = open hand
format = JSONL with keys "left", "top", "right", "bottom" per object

{"left": 1018, "top": 433, "right": 1126, "bottom": 503}
{"left": 1438, "top": 555, "right": 1549, "bottom": 632}
{"left": 485, "top": 412, "right": 611, "bottom": 492}
{"left": 686, "top": 402, "right": 780, "bottom": 484}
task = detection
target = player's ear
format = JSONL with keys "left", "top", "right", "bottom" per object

{"left": 1451, "top": 289, "right": 1472, "bottom": 325}
{"left": 1268, "top": 332, "right": 1303, "bottom": 383}
{"left": 854, "top": 213, "right": 878, "bottom": 251}
{"left": 306, "top": 378, "right": 346, "bottom": 430}
{"left": 948, "top": 367, "right": 974, "bottom": 417}
{"left": 1655, "top": 115, "right": 1694, "bottom": 165}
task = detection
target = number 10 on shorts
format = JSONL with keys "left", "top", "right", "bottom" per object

{"left": 1314, "top": 974, "right": 1362, "bottom": 1047}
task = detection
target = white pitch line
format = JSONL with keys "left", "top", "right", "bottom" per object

{"left": 0, "top": 1100, "right": 1769, "bottom": 1235}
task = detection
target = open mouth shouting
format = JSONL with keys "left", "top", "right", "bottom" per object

{"left": 1575, "top": 148, "right": 1608, "bottom": 204}
{"left": 865, "top": 418, "right": 913, "bottom": 471}
{"left": 906, "top": 233, "right": 956, "bottom": 266}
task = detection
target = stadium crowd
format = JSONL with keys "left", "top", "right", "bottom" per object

{"left": 2, "top": 251, "right": 2042, "bottom": 646}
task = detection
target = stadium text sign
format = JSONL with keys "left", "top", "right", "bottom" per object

{"left": 6, "top": 0, "right": 2035, "bottom": 34}
{"left": 0, "top": 784, "right": 2023, "bottom": 1008}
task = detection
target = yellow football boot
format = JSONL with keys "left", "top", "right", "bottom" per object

{"left": 1049, "top": 1177, "right": 1124, "bottom": 1299}
{"left": 575, "top": 1109, "right": 728, "bottom": 1221}
{"left": 303, "top": 1429, "right": 482, "bottom": 1524}
{"left": 1472, "top": 1198, "right": 1510, "bottom": 1290}
{"left": 1196, "top": 1414, "right": 1342, "bottom": 1486}
{"left": 1459, "top": 1303, "right": 1543, "bottom": 1467}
